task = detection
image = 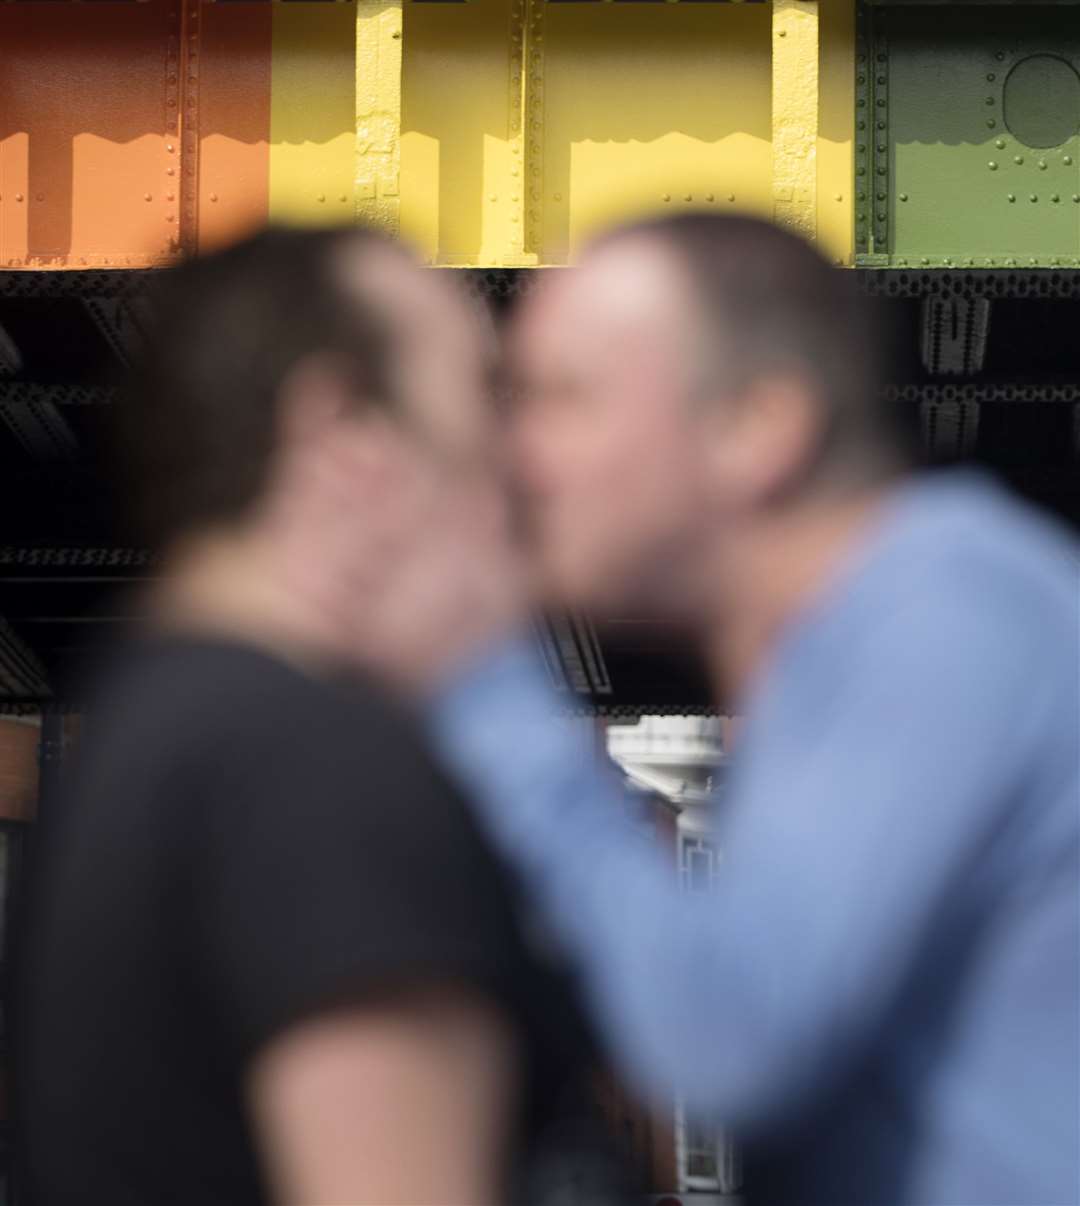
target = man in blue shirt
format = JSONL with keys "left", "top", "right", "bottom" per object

{"left": 338, "top": 215, "right": 1080, "bottom": 1204}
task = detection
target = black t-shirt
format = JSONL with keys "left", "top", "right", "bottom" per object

{"left": 15, "top": 637, "right": 630, "bottom": 1205}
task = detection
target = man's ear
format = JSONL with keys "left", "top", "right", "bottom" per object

{"left": 701, "top": 376, "right": 821, "bottom": 511}
{"left": 276, "top": 356, "right": 357, "bottom": 449}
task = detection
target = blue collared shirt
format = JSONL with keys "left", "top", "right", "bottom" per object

{"left": 429, "top": 471, "right": 1079, "bottom": 1206}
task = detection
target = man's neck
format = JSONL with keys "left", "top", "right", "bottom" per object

{"left": 703, "top": 481, "right": 900, "bottom": 706}
{"left": 145, "top": 529, "right": 346, "bottom": 681}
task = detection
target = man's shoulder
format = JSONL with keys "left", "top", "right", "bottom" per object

{"left": 862, "top": 471, "right": 1078, "bottom": 673}
{"left": 76, "top": 635, "right": 441, "bottom": 827}
{"left": 904, "top": 470, "right": 1077, "bottom": 613}
{"left": 89, "top": 633, "right": 398, "bottom": 740}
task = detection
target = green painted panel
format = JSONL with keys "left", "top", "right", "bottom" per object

{"left": 859, "top": 6, "right": 1080, "bottom": 267}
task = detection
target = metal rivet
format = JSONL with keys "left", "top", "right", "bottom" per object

{"left": 167, "top": 168, "right": 175, "bottom": 177}
{"left": 778, "top": 29, "right": 786, "bottom": 37}
{"left": 144, "top": 193, "right": 152, "bottom": 201}
{"left": 166, "top": 192, "right": 175, "bottom": 201}
{"left": 899, "top": 193, "right": 908, "bottom": 202}
{"left": 728, "top": 194, "right": 736, "bottom": 203}
{"left": 986, "top": 119, "right": 996, "bottom": 129}
{"left": 985, "top": 97, "right": 995, "bottom": 106}
{"left": 1007, "top": 193, "right": 1016, "bottom": 202}
{"left": 1014, "top": 156, "right": 1024, "bottom": 165}
{"left": 995, "top": 51, "right": 1006, "bottom": 61}
{"left": 995, "top": 139, "right": 1006, "bottom": 149}
{"left": 1064, "top": 156, "right": 1073, "bottom": 166}
{"left": 1052, "top": 194, "right": 1060, "bottom": 203}
{"left": 989, "top": 162, "right": 998, "bottom": 171}
{"left": 986, "top": 73, "right": 996, "bottom": 82}
{"left": 14, "top": 193, "right": 23, "bottom": 203}
{"left": 1030, "top": 194, "right": 1038, "bottom": 202}
{"left": 1038, "top": 161, "right": 1047, "bottom": 171}
{"left": 662, "top": 193, "right": 671, "bottom": 202}
{"left": 835, "top": 194, "right": 843, "bottom": 202}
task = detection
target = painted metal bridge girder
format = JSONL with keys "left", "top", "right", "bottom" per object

{"left": 0, "top": 0, "right": 854, "bottom": 267}
{"left": 34, "top": 0, "right": 1072, "bottom": 271}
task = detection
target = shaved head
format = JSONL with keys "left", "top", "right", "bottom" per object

{"left": 592, "top": 214, "right": 907, "bottom": 490}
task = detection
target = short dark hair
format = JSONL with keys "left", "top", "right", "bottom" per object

{"left": 601, "top": 213, "right": 910, "bottom": 491}
{"left": 115, "top": 225, "right": 403, "bottom": 549}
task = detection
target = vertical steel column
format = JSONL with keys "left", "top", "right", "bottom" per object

{"left": 817, "top": 0, "right": 856, "bottom": 266}
{"left": 772, "top": 0, "right": 819, "bottom": 246}
{"left": 177, "top": 0, "right": 204, "bottom": 257}
{"left": 356, "top": 0, "right": 404, "bottom": 237}
{"left": 504, "top": 0, "right": 544, "bottom": 265}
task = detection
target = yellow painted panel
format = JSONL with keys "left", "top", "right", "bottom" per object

{"left": 269, "top": 4, "right": 356, "bottom": 226}
{"left": 818, "top": 0, "right": 856, "bottom": 265}
{"left": 401, "top": 0, "right": 514, "bottom": 265}
{"left": 540, "top": 3, "right": 773, "bottom": 264}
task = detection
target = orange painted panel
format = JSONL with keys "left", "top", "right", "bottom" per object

{"left": 0, "top": 2, "right": 181, "bottom": 268}
{"left": 196, "top": 4, "right": 272, "bottom": 254}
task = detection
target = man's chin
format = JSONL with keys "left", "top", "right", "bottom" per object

{"left": 532, "top": 560, "right": 687, "bottom": 622}
{"left": 528, "top": 560, "right": 616, "bottom": 615}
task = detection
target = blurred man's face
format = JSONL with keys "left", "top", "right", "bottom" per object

{"left": 507, "top": 239, "right": 713, "bottom": 616}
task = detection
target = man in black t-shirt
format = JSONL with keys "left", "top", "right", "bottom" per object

{"left": 15, "top": 229, "right": 630, "bottom": 1205}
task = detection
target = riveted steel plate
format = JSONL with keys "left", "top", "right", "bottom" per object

{"left": 857, "top": 5, "right": 1080, "bottom": 268}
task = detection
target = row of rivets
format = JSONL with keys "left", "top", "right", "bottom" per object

{"left": 894, "top": 256, "right": 1080, "bottom": 267}
{"left": 660, "top": 194, "right": 738, "bottom": 204}
{"left": 871, "top": 13, "right": 888, "bottom": 253}
{"left": 853, "top": 11, "right": 871, "bottom": 255}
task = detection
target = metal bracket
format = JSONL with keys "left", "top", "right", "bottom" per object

{"left": 920, "top": 296, "right": 991, "bottom": 376}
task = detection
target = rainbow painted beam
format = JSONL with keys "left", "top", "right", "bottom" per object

{"left": 0, "top": 0, "right": 855, "bottom": 270}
